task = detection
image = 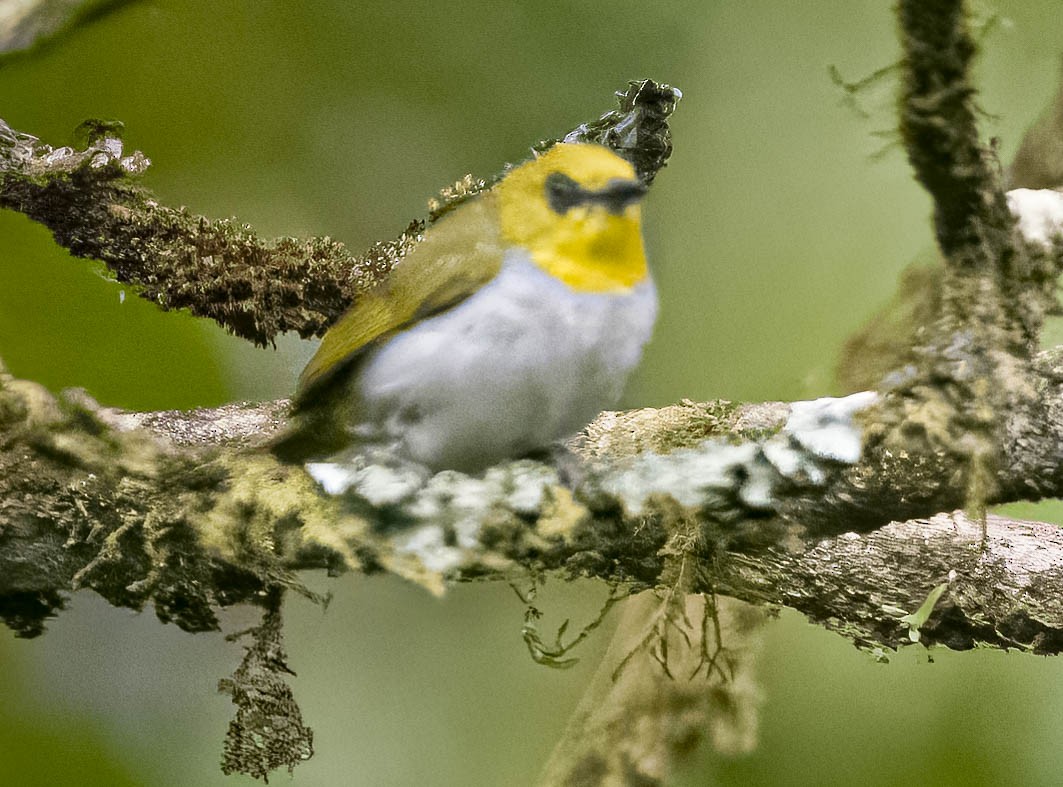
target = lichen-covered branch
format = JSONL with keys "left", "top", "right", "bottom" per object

{"left": 898, "top": 0, "right": 1011, "bottom": 260}
{"left": 0, "top": 117, "right": 389, "bottom": 347}
{"left": 7, "top": 346, "right": 1063, "bottom": 657}
{"left": 895, "top": 0, "right": 1063, "bottom": 353}
{"left": 839, "top": 60, "right": 1063, "bottom": 394}
{"left": 851, "top": 0, "right": 1063, "bottom": 568}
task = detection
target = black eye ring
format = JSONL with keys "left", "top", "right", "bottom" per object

{"left": 599, "top": 178, "right": 647, "bottom": 213}
{"left": 545, "top": 172, "right": 647, "bottom": 215}
{"left": 545, "top": 172, "right": 586, "bottom": 214}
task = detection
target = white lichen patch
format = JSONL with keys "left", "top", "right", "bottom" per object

{"left": 306, "top": 393, "right": 879, "bottom": 577}
{"left": 305, "top": 461, "right": 355, "bottom": 496}
{"left": 407, "top": 470, "right": 496, "bottom": 550}
{"left": 309, "top": 453, "right": 562, "bottom": 585}
{"left": 309, "top": 449, "right": 415, "bottom": 501}
{"left": 761, "top": 439, "right": 824, "bottom": 484}
{"left": 736, "top": 455, "right": 778, "bottom": 510}
{"left": 602, "top": 441, "right": 760, "bottom": 514}
{"left": 784, "top": 391, "right": 878, "bottom": 464}
{"left": 44, "top": 146, "right": 74, "bottom": 165}
{"left": 389, "top": 524, "right": 465, "bottom": 575}
{"left": 604, "top": 392, "right": 877, "bottom": 515}
{"left": 27, "top": 132, "right": 151, "bottom": 176}
{"left": 1007, "top": 188, "right": 1063, "bottom": 249}
{"left": 403, "top": 461, "right": 559, "bottom": 549}
{"left": 307, "top": 449, "right": 428, "bottom": 504}
{"left": 494, "top": 460, "right": 560, "bottom": 514}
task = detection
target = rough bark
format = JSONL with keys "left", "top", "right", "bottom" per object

{"left": 6, "top": 361, "right": 1063, "bottom": 655}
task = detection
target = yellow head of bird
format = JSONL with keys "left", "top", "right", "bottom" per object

{"left": 495, "top": 143, "right": 648, "bottom": 293}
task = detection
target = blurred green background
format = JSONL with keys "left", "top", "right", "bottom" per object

{"left": 2, "top": 0, "right": 1063, "bottom": 784}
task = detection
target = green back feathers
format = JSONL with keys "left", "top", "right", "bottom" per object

{"left": 296, "top": 193, "right": 506, "bottom": 401}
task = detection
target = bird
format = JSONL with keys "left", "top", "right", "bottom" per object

{"left": 273, "top": 142, "right": 658, "bottom": 473}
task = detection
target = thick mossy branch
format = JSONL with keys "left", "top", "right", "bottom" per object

{"left": 0, "top": 122, "right": 379, "bottom": 347}
{"left": 898, "top": 0, "right": 1011, "bottom": 261}
{"left": 7, "top": 347, "right": 1063, "bottom": 655}
{"left": 839, "top": 62, "right": 1063, "bottom": 394}
{"left": 0, "top": 79, "right": 678, "bottom": 347}
{"left": 896, "top": 0, "right": 1062, "bottom": 353}
{"left": 0, "top": 361, "right": 348, "bottom": 636}
{"left": 864, "top": 0, "right": 1063, "bottom": 534}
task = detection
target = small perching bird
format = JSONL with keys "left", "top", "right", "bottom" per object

{"left": 273, "top": 142, "right": 657, "bottom": 473}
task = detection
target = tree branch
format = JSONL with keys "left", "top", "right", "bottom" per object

{"left": 898, "top": 0, "right": 1011, "bottom": 260}
{"left": 6, "top": 345, "right": 1063, "bottom": 655}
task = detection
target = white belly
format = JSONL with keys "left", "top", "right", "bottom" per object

{"left": 354, "top": 249, "right": 657, "bottom": 471}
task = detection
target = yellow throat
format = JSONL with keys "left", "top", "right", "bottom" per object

{"left": 496, "top": 143, "right": 648, "bottom": 293}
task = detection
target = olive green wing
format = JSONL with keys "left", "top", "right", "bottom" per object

{"left": 296, "top": 192, "right": 505, "bottom": 400}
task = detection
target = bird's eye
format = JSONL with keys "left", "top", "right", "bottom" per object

{"left": 545, "top": 172, "right": 586, "bottom": 214}
{"left": 598, "top": 178, "right": 647, "bottom": 214}
{"left": 546, "top": 172, "right": 647, "bottom": 215}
